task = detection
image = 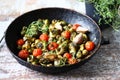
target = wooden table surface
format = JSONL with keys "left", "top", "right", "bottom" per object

{"left": 0, "top": 0, "right": 120, "bottom": 80}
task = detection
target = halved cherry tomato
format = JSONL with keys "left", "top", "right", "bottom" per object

{"left": 17, "top": 39, "right": 24, "bottom": 46}
{"left": 63, "top": 53, "right": 72, "bottom": 59}
{"left": 18, "top": 50, "right": 29, "bottom": 59}
{"left": 68, "top": 58, "right": 77, "bottom": 64}
{"left": 72, "top": 24, "right": 80, "bottom": 30}
{"left": 48, "top": 42, "right": 58, "bottom": 50}
{"left": 33, "top": 48, "right": 42, "bottom": 57}
{"left": 62, "top": 31, "right": 71, "bottom": 39}
{"left": 39, "top": 33, "right": 49, "bottom": 41}
{"left": 85, "top": 41, "right": 95, "bottom": 51}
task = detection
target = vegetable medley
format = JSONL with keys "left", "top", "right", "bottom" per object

{"left": 17, "top": 19, "right": 95, "bottom": 67}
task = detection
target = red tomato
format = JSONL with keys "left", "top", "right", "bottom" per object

{"left": 72, "top": 24, "right": 80, "bottom": 30}
{"left": 17, "top": 39, "right": 24, "bottom": 46}
{"left": 33, "top": 48, "right": 42, "bottom": 57}
{"left": 68, "top": 58, "right": 77, "bottom": 64}
{"left": 85, "top": 41, "right": 95, "bottom": 51}
{"left": 63, "top": 53, "right": 72, "bottom": 59}
{"left": 48, "top": 42, "right": 58, "bottom": 50}
{"left": 62, "top": 31, "right": 71, "bottom": 39}
{"left": 18, "top": 50, "right": 29, "bottom": 59}
{"left": 39, "top": 33, "right": 49, "bottom": 41}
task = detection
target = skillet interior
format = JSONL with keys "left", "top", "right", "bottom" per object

{"left": 5, "top": 8, "right": 101, "bottom": 74}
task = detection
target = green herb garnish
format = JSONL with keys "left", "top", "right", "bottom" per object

{"left": 78, "top": 0, "right": 120, "bottom": 30}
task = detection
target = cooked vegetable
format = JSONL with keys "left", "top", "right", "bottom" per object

{"left": 76, "top": 50, "right": 82, "bottom": 58}
{"left": 82, "top": 50, "right": 89, "bottom": 56}
{"left": 76, "top": 27, "right": 88, "bottom": 33}
{"left": 72, "top": 24, "right": 80, "bottom": 30}
{"left": 85, "top": 41, "right": 95, "bottom": 51}
{"left": 62, "top": 31, "right": 71, "bottom": 39}
{"left": 39, "top": 33, "right": 49, "bottom": 42}
{"left": 17, "top": 19, "right": 95, "bottom": 67}
{"left": 63, "top": 53, "right": 72, "bottom": 59}
{"left": 68, "top": 58, "right": 77, "bottom": 64}
{"left": 73, "top": 33, "right": 83, "bottom": 45}
{"left": 48, "top": 42, "right": 58, "bottom": 50}
{"left": 17, "top": 39, "right": 24, "bottom": 46}
{"left": 43, "top": 54, "right": 57, "bottom": 61}
{"left": 54, "top": 22, "right": 62, "bottom": 30}
{"left": 18, "top": 50, "right": 29, "bottom": 59}
{"left": 33, "top": 48, "right": 42, "bottom": 57}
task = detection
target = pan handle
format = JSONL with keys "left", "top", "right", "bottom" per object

{"left": 101, "top": 36, "right": 110, "bottom": 45}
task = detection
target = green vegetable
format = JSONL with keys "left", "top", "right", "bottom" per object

{"left": 22, "top": 19, "right": 49, "bottom": 37}
{"left": 78, "top": 0, "right": 120, "bottom": 30}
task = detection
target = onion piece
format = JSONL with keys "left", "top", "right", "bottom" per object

{"left": 76, "top": 27, "right": 88, "bottom": 33}
{"left": 54, "top": 22, "right": 62, "bottom": 31}
{"left": 73, "top": 33, "right": 83, "bottom": 45}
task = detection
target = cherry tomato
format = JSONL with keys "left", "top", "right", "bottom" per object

{"left": 33, "top": 48, "right": 42, "bottom": 57}
{"left": 39, "top": 33, "right": 49, "bottom": 41}
{"left": 17, "top": 39, "right": 24, "bottom": 46}
{"left": 63, "top": 53, "right": 72, "bottom": 59}
{"left": 85, "top": 41, "right": 95, "bottom": 51}
{"left": 68, "top": 58, "right": 77, "bottom": 64}
{"left": 48, "top": 42, "right": 58, "bottom": 50}
{"left": 62, "top": 31, "right": 71, "bottom": 39}
{"left": 18, "top": 50, "right": 29, "bottom": 59}
{"left": 72, "top": 24, "right": 80, "bottom": 30}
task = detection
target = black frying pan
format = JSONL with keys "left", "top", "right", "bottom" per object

{"left": 5, "top": 8, "right": 101, "bottom": 74}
